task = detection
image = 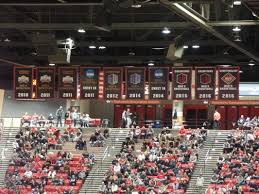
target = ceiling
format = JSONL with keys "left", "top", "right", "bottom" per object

{"left": 0, "top": 0, "right": 259, "bottom": 83}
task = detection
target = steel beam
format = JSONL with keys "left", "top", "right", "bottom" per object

{"left": 0, "top": 40, "right": 226, "bottom": 48}
{"left": 160, "top": 0, "right": 259, "bottom": 62}
{"left": 0, "top": 20, "right": 258, "bottom": 31}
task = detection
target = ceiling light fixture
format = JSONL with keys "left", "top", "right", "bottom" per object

{"left": 192, "top": 45, "right": 200, "bottom": 49}
{"left": 248, "top": 60, "right": 255, "bottom": 66}
{"left": 162, "top": 27, "right": 171, "bottom": 34}
{"left": 234, "top": 35, "right": 242, "bottom": 42}
{"left": 239, "top": 70, "right": 243, "bottom": 73}
{"left": 233, "top": 1, "right": 241, "bottom": 5}
{"left": 183, "top": 45, "right": 189, "bottom": 49}
{"left": 152, "top": 47, "right": 165, "bottom": 50}
{"left": 128, "top": 51, "right": 135, "bottom": 56}
{"left": 98, "top": 46, "right": 106, "bottom": 50}
{"left": 77, "top": 28, "right": 86, "bottom": 33}
{"left": 131, "top": 4, "right": 141, "bottom": 8}
{"left": 89, "top": 45, "right": 96, "bottom": 49}
{"left": 232, "top": 26, "right": 241, "bottom": 32}
{"left": 49, "top": 63, "right": 55, "bottom": 66}
{"left": 148, "top": 61, "right": 155, "bottom": 66}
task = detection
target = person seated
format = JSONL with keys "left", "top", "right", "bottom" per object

{"left": 48, "top": 113, "right": 55, "bottom": 125}
{"left": 237, "top": 115, "right": 245, "bottom": 128}
{"left": 69, "top": 174, "right": 77, "bottom": 186}
{"left": 21, "top": 112, "right": 31, "bottom": 126}
{"left": 31, "top": 113, "right": 39, "bottom": 126}
{"left": 37, "top": 115, "right": 46, "bottom": 127}
{"left": 66, "top": 125, "right": 76, "bottom": 139}
{"left": 103, "top": 128, "right": 109, "bottom": 138}
{"left": 140, "top": 127, "right": 147, "bottom": 139}
{"left": 146, "top": 125, "right": 154, "bottom": 139}
{"left": 75, "top": 137, "right": 87, "bottom": 150}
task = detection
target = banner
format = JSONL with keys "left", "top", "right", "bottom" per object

{"left": 103, "top": 68, "right": 122, "bottom": 99}
{"left": 13, "top": 67, "right": 33, "bottom": 99}
{"left": 218, "top": 66, "right": 239, "bottom": 100}
{"left": 36, "top": 67, "right": 55, "bottom": 99}
{"left": 172, "top": 67, "right": 192, "bottom": 100}
{"left": 58, "top": 67, "right": 78, "bottom": 99}
{"left": 126, "top": 67, "right": 146, "bottom": 99}
{"left": 195, "top": 67, "right": 215, "bottom": 100}
{"left": 149, "top": 67, "right": 169, "bottom": 100}
{"left": 80, "top": 67, "right": 99, "bottom": 99}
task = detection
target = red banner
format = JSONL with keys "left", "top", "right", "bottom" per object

{"left": 125, "top": 67, "right": 146, "bottom": 99}
{"left": 36, "top": 67, "right": 55, "bottom": 99}
{"left": 195, "top": 67, "right": 215, "bottom": 100}
{"left": 103, "top": 68, "right": 123, "bottom": 99}
{"left": 58, "top": 67, "right": 78, "bottom": 99}
{"left": 172, "top": 67, "right": 192, "bottom": 100}
{"left": 80, "top": 67, "right": 99, "bottom": 99}
{"left": 13, "top": 66, "right": 33, "bottom": 99}
{"left": 218, "top": 66, "right": 239, "bottom": 100}
{"left": 149, "top": 67, "right": 169, "bottom": 100}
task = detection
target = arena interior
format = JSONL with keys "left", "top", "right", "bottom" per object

{"left": 0, "top": 0, "right": 258, "bottom": 194}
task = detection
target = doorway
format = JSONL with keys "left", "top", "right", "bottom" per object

{"left": 184, "top": 105, "right": 208, "bottom": 128}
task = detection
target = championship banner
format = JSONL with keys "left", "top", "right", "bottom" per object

{"left": 126, "top": 67, "right": 146, "bottom": 99}
{"left": 80, "top": 67, "right": 99, "bottom": 99}
{"left": 218, "top": 66, "right": 239, "bottom": 100}
{"left": 149, "top": 67, "right": 169, "bottom": 100}
{"left": 195, "top": 67, "right": 215, "bottom": 100}
{"left": 36, "top": 67, "right": 55, "bottom": 99}
{"left": 14, "top": 66, "right": 33, "bottom": 99}
{"left": 172, "top": 67, "right": 192, "bottom": 100}
{"left": 103, "top": 68, "right": 122, "bottom": 99}
{"left": 58, "top": 67, "right": 78, "bottom": 99}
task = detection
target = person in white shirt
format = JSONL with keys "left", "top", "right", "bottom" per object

{"left": 111, "top": 183, "right": 118, "bottom": 192}
{"left": 138, "top": 152, "right": 146, "bottom": 161}
{"left": 113, "top": 163, "right": 121, "bottom": 174}
{"left": 24, "top": 170, "right": 33, "bottom": 179}
{"left": 71, "top": 110, "right": 78, "bottom": 127}
{"left": 196, "top": 174, "right": 204, "bottom": 194}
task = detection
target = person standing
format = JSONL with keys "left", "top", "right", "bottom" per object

{"left": 71, "top": 110, "right": 78, "bottom": 127}
{"left": 121, "top": 110, "right": 127, "bottom": 128}
{"left": 196, "top": 174, "right": 204, "bottom": 194}
{"left": 56, "top": 106, "right": 64, "bottom": 127}
{"left": 213, "top": 110, "right": 221, "bottom": 129}
{"left": 125, "top": 108, "right": 132, "bottom": 128}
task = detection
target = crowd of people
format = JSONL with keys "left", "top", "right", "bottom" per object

{"left": 98, "top": 127, "right": 207, "bottom": 194}
{"left": 206, "top": 128, "right": 259, "bottom": 194}
{"left": 0, "top": 124, "right": 95, "bottom": 194}
{"left": 21, "top": 106, "right": 93, "bottom": 128}
{"left": 236, "top": 115, "right": 259, "bottom": 130}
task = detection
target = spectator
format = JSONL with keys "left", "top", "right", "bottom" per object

{"left": 196, "top": 174, "right": 204, "bottom": 194}
{"left": 56, "top": 106, "right": 64, "bottom": 127}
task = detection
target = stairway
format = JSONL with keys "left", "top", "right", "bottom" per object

{"left": 79, "top": 128, "right": 130, "bottom": 194}
{"left": 0, "top": 127, "right": 20, "bottom": 187}
{"left": 185, "top": 130, "right": 231, "bottom": 194}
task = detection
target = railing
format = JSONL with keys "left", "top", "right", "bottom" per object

{"left": 85, "top": 143, "right": 110, "bottom": 193}
{"left": 203, "top": 149, "right": 210, "bottom": 173}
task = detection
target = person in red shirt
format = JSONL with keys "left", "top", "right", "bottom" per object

{"left": 22, "top": 112, "right": 31, "bottom": 126}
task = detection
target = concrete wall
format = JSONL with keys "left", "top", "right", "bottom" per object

{"left": 2, "top": 90, "right": 66, "bottom": 118}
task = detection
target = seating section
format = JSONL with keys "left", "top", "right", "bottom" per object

{"left": 0, "top": 126, "right": 95, "bottom": 194}
{"left": 99, "top": 128, "right": 207, "bottom": 193}
{"left": 206, "top": 128, "right": 259, "bottom": 194}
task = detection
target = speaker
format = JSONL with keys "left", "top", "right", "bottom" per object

{"left": 166, "top": 43, "right": 184, "bottom": 61}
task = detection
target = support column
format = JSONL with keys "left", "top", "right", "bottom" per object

{"left": 172, "top": 100, "right": 184, "bottom": 127}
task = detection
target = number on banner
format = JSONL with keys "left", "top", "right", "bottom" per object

{"left": 176, "top": 94, "right": 188, "bottom": 99}
{"left": 129, "top": 93, "right": 141, "bottom": 98}
{"left": 222, "top": 94, "right": 235, "bottom": 99}
{"left": 63, "top": 93, "right": 73, "bottom": 98}
{"left": 18, "top": 93, "right": 29, "bottom": 98}
{"left": 106, "top": 94, "right": 119, "bottom": 99}
{"left": 40, "top": 93, "right": 50, "bottom": 98}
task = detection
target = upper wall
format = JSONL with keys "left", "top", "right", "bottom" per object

{"left": 2, "top": 90, "right": 66, "bottom": 118}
